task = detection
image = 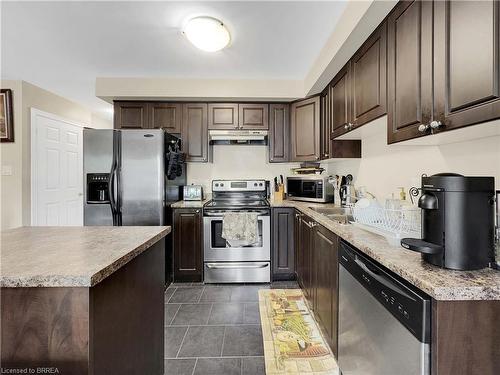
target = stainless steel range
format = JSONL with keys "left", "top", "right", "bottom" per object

{"left": 203, "top": 179, "right": 271, "bottom": 283}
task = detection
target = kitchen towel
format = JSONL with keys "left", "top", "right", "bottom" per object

{"left": 222, "top": 212, "right": 259, "bottom": 246}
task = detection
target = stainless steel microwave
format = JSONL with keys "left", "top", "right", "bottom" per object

{"left": 286, "top": 176, "right": 334, "bottom": 203}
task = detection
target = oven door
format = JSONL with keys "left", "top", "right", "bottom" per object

{"left": 203, "top": 213, "right": 271, "bottom": 262}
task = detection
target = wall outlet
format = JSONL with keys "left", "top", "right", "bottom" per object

{"left": 1, "top": 165, "right": 13, "bottom": 176}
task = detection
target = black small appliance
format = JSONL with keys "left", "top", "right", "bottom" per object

{"left": 401, "top": 173, "right": 495, "bottom": 270}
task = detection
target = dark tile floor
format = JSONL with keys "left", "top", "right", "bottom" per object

{"left": 164, "top": 281, "right": 298, "bottom": 375}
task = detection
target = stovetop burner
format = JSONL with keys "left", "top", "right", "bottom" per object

{"left": 204, "top": 179, "right": 270, "bottom": 212}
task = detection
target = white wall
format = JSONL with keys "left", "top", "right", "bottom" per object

{"left": 326, "top": 118, "right": 500, "bottom": 202}
{"left": 187, "top": 145, "right": 302, "bottom": 195}
{"left": 0, "top": 80, "right": 112, "bottom": 229}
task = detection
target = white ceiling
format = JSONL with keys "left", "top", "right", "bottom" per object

{"left": 1, "top": 1, "right": 347, "bottom": 118}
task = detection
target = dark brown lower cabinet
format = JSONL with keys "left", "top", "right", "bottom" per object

{"left": 313, "top": 224, "right": 339, "bottom": 357}
{"left": 432, "top": 300, "right": 500, "bottom": 375}
{"left": 295, "top": 214, "right": 339, "bottom": 357}
{"left": 173, "top": 208, "right": 203, "bottom": 282}
{"left": 296, "top": 214, "right": 314, "bottom": 301}
{"left": 272, "top": 208, "right": 295, "bottom": 280}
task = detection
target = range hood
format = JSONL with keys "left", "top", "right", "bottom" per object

{"left": 209, "top": 130, "right": 268, "bottom": 145}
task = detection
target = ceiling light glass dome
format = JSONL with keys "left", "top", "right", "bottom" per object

{"left": 183, "top": 16, "right": 231, "bottom": 52}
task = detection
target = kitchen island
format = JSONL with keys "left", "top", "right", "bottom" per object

{"left": 1, "top": 226, "right": 170, "bottom": 375}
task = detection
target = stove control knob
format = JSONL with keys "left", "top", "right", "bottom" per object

{"left": 254, "top": 183, "right": 258, "bottom": 186}
{"left": 259, "top": 183, "right": 263, "bottom": 187}
{"left": 220, "top": 183, "right": 224, "bottom": 187}
{"left": 215, "top": 183, "right": 219, "bottom": 187}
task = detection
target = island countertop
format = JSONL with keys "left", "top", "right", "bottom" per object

{"left": 1, "top": 226, "right": 171, "bottom": 288}
{"left": 271, "top": 199, "right": 500, "bottom": 301}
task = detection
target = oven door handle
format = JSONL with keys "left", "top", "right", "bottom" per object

{"left": 205, "top": 263, "right": 269, "bottom": 269}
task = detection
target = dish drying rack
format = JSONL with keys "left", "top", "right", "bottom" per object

{"left": 351, "top": 206, "right": 421, "bottom": 246}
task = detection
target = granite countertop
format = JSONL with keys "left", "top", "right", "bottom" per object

{"left": 271, "top": 199, "right": 500, "bottom": 301}
{"left": 1, "top": 226, "right": 171, "bottom": 288}
{"left": 171, "top": 198, "right": 211, "bottom": 208}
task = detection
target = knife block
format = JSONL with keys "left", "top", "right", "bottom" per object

{"left": 274, "top": 185, "right": 285, "bottom": 202}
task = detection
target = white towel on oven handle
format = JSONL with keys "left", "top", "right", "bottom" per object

{"left": 221, "top": 212, "right": 259, "bottom": 246}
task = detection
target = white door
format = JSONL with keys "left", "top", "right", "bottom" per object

{"left": 31, "top": 109, "right": 84, "bottom": 226}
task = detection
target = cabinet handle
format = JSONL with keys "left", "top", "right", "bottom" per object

{"left": 195, "top": 210, "right": 200, "bottom": 213}
{"left": 418, "top": 123, "right": 430, "bottom": 132}
{"left": 310, "top": 222, "right": 317, "bottom": 227}
{"left": 430, "top": 120, "right": 443, "bottom": 129}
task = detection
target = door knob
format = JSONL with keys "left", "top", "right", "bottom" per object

{"left": 418, "top": 124, "right": 430, "bottom": 132}
{"left": 430, "top": 120, "right": 443, "bottom": 129}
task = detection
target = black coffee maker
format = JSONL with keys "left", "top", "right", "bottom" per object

{"left": 401, "top": 173, "right": 495, "bottom": 270}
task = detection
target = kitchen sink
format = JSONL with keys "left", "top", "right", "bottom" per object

{"left": 308, "top": 206, "right": 354, "bottom": 224}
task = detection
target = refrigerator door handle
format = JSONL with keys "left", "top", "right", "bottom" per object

{"left": 108, "top": 160, "right": 118, "bottom": 222}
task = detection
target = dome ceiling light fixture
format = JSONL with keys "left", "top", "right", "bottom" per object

{"left": 182, "top": 16, "right": 231, "bottom": 52}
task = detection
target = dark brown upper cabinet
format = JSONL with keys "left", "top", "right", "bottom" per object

{"left": 114, "top": 102, "right": 150, "bottom": 129}
{"left": 269, "top": 104, "right": 290, "bottom": 162}
{"left": 182, "top": 103, "right": 208, "bottom": 162}
{"left": 433, "top": 0, "right": 500, "bottom": 132}
{"left": 320, "top": 91, "right": 331, "bottom": 159}
{"left": 329, "top": 63, "right": 353, "bottom": 139}
{"left": 387, "top": 0, "right": 433, "bottom": 143}
{"left": 208, "top": 103, "right": 239, "bottom": 129}
{"left": 149, "top": 103, "right": 182, "bottom": 133}
{"left": 351, "top": 21, "right": 387, "bottom": 128}
{"left": 290, "top": 96, "right": 321, "bottom": 162}
{"left": 239, "top": 103, "right": 269, "bottom": 130}
{"left": 173, "top": 208, "right": 203, "bottom": 282}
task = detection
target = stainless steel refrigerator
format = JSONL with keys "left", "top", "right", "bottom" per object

{"left": 83, "top": 129, "right": 185, "bottom": 226}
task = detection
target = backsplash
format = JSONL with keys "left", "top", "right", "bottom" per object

{"left": 325, "top": 121, "right": 500, "bottom": 203}
{"left": 186, "top": 145, "right": 302, "bottom": 194}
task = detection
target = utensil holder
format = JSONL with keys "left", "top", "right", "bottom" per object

{"left": 274, "top": 186, "right": 285, "bottom": 202}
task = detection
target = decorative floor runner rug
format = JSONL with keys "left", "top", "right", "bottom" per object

{"left": 259, "top": 289, "right": 339, "bottom": 374}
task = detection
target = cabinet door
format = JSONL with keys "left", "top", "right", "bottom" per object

{"left": 351, "top": 22, "right": 387, "bottom": 127}
{"left": 239, "top": 103, "right": 269, "bottom": 130}
{"left": 114, "top": 102, "right": 150, "bottom": 129}
{"left": 208, "top": 103, "right": 239, "bottom": 129}
{"left": 173, "top": 208, "right": 203, "bottom": 282}
{"left": 269, "top": 104, "right": 290, "bottom": 162}
{"left": 330, "top": 63, "right": 353, "bottom": 139}
{"left": 320, "top": 91, "right": 331, "bottom": 160}
{"left": 387, "top": 0, "right": 433, "bottom": 143}
{"left": 300, "top": 216, "right": 314, "bottom": 304}
{"left": 182, "top": 103, "right": 208, "bottom": 162}
{"left": 433, "top": 0, "right": 500, "bottom": 131}
{"left": 290, "top": 96, "right": 321, "bottom": 162}
{"left": 272, "top": 208, "right": 295, "bottom": 280}
{"left": 150, "top": 103, "right": 182, "bottom": 133}
{"left": 313, "top": 224, "right": 339, "bottom": 356}
{"left": 295, "top": 211, "right": 303, "bottom": 286}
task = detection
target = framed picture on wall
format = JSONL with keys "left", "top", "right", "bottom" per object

{"left": 0, "top": 89, "right": 14, "bottom": 142}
